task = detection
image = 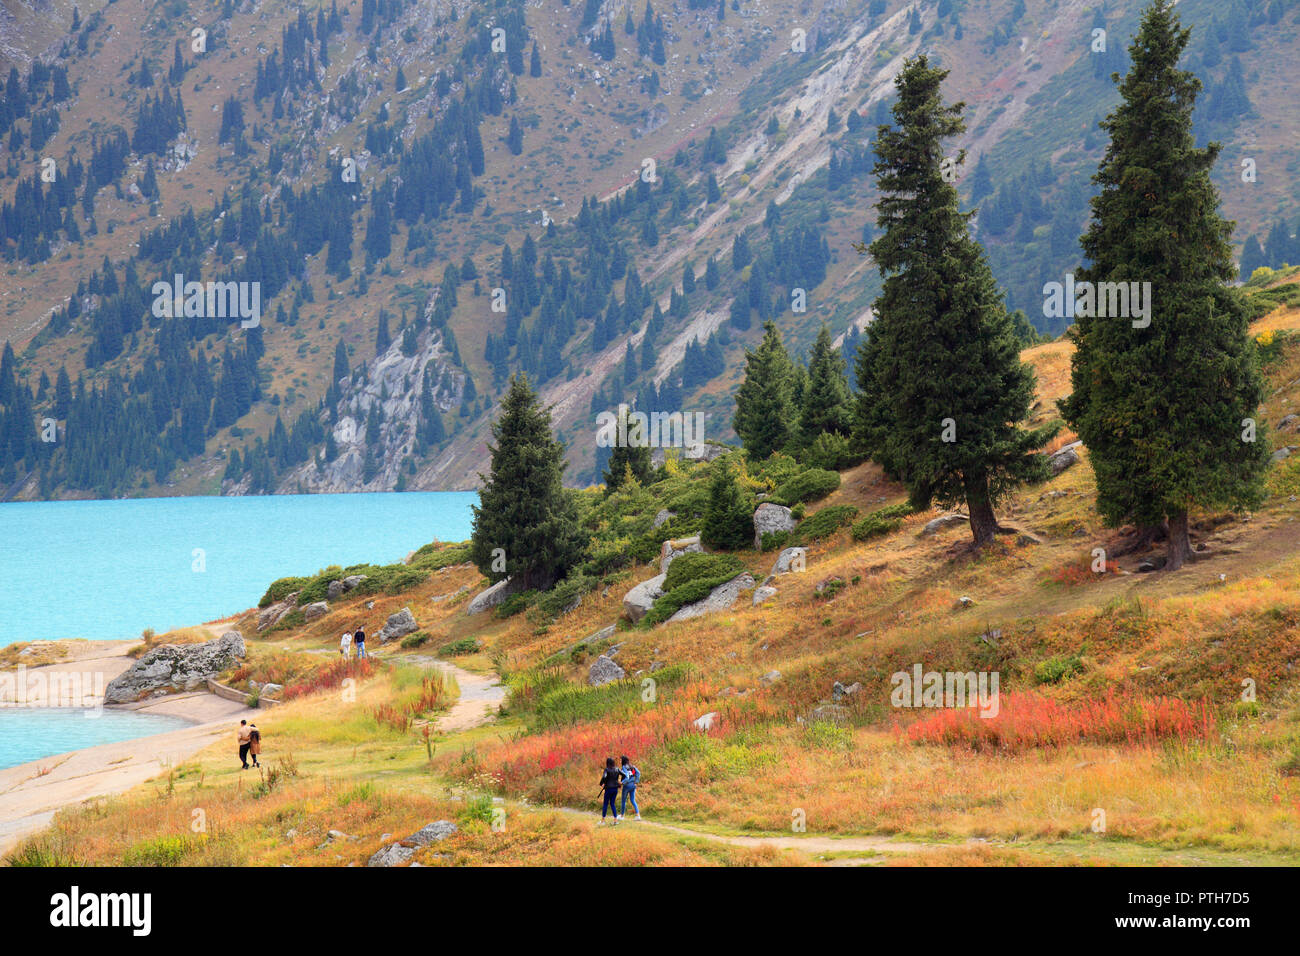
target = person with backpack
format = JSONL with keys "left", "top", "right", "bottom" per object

{"left": 598, "top": 756, "right": 622, "bottom": 824}
{"left": 619, "top": 755, "right": 641, "bottom": 821}
{"left": 248, "top": 722, "right": 262, "bottom": 768}
{"left": 353, "top": 625, "right": 367, "bottom": 660}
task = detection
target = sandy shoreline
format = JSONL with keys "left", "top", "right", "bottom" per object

{"left": 0, "top": 639, "right": 253, "bottom": 856}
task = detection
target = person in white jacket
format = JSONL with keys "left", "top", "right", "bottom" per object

{"left": 339, "top": 631, "right": 352, "bottom": 660}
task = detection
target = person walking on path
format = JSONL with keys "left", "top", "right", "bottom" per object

{"left": 619, "top": 755, "right": 641, "bottom": 821}
{"left": 339, "top": 631, "right": 352, "bottom": 660}
{"left": 248, "top": 723, "right": 262, "bottom": 768}
{"left": 598, "top": 756, "right": 623, "bottom": 824}
{"left": 237, "top": 720, "right": 252, "bottom": 770}
{"left": 353, "top": 625, "right": 367, "bottom": 660}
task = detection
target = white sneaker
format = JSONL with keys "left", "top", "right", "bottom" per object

{"left": 636, "top": 814, "right": 642, "bottom": 821}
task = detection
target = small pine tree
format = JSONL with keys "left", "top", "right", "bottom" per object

{"left": 733, "top": 321, "right": 795, "bottom": 460}
{"left": 470, "top": 375, "right": 586, "bottom": 590}
{"left": 701, "top": 460, "right": 753, "bottom": 551}
{"left": 799, "top": 324, "right": 851, "bottom": 445}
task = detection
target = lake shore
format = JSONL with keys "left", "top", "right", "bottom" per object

{"left": 0, "top": 639, "right": 254, "bottom": 856}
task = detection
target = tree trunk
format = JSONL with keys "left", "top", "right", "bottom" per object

{"left": 1165, "top": 510, "right": 1193, "bottom": 571}
{"left": 1110, "top": 520, "right": 1167, "bottom": 557}
{"left": 966, "top": 478, "right": 999, "bottom": 547}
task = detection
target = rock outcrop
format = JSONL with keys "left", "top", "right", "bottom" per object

{"left": 367, "top": 820, "right": 458, "bottom": 867}
{"left": 622, "top": 573, "right": 667, "bottom": 622}
{"left": 769, "top": 547, "right": 807, "bottom": 577}
{"left": 257, "top": 592, "right": 299, "bottom": 632}
{"left": 376, "top": 607, "right": 419, "bottom": 643}
{"left": 466, "top": 577, "right": 525, "bottom": 615}
{"left": 105, "top": 631, "right": 246, "bottom": 704}
{"left": 666, "top": 573, "right": 755, "bottom": 622}
{"left": 302, "top": 601, "right": 330, "bottom": 621}
{"left": 919, "top": 513, "right": 969, "bottom": 537}
{"left": 659, "top": 534, "right": 703, "bottom": 573}
{"left": 588, "top": 655, "right": 626, "bottom": 686}
{"left": 1046, "top": 442, "right": 1083, "bottom": 476}
{"left": 753, "top": 502, "right": 797, "bottom": 549}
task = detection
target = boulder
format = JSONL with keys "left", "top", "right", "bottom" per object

{"left": 302, "top": 601, "right": 330, "bottom": 621}
{"left": 367, "top": 844, "right": 414, "bottom": 867}
{"left": 327, "top": 579, "right": 345, "bottom": 600}
{"left": 342, "top": 575, "right": 369, "bottom": 592}
{"left": 752, "top": 585, "right": 778, "bottom": 605}
{"left": 753, "top": 502, "right": 797, "bottom": 549}
{"left": 376, "top": 607, "right": 418, "bottom": 643}
{"left": 588, "top": 655, "right": 626, "bottom": 687}
{"left": 1276, "top": 414, "right": 1297, "bottom": 432}
{"left": 256, "top": 593, "right": 299, "bottom": 632}
{"left": 667, "top": 573, "right": 755, "bottom": 623}
{"left": 466, "top": 576, "right": 523, "bottom": 615}
{"left": 104, "top": 631, "right": 246, "bottom": 704}
{"left": 660, "top": 534, "right": 703, "bottom": 573}
{"left": 770, "top": 547, "right": 807, "bottom": 577}
{"left": 260, "top": 683, "right": 284, "bottom": 699}
{"left": 652, "top": 509, "right": 677, "bottom": 529}
{"left": 1272, "top": 447, "right": 1293, "bottom": 464}
{"left": 407, "top": 820, "right": 458, "bottom": 846}
{"left": 622, "top": 573, "right": 667, "bottom": 623}
{"left": 693, "top": 712, "right": 719, "bottom": 731}
{"left": 759, "top": 670, "right": 781, "bottom": 685}
{"left": 1046, "top": 444, "right": 1082, "bottom": 476}
{"left": 832, "top": 681, "right": 861, "bottom": 700}
{"left": 919, "top": 513, "right": 969, "bottom": 537}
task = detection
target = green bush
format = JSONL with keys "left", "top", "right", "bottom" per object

{"left": 850, "top": 503, "right": 915, "bottom": 541}
{"left": 773, "top": 468, "right": 840, "bottom": 505}
{"left": 642, "top": 568, "right": 746, "bottom": 627}
{"left": 802, "top": 432, "right": 862, "bottom": 472}
{"left": 409, "top": 542, "right": 473, "bottom": 570}
{"left": 530, "top": 574, "right": 596, "bottom": 624}
{"left": 663, "top": 552, "right": 745, "bottom": 591}
{"left": 259, "top": 576, "right": 310, "bottom": 608}
{"left": 531, "top": 662, "right": 693, "bottom": 730}
{"left": 400, "top": 632, "right": 431, "bottom": 649}
{"left": 795, "top": 504, "right": 858, "bottom": 542}
{"left": 1034, "top": 652, "right": 1085, "bottom": 685}
{"left": 759, "top": 530, "right": 792, "bottom": 552}
{"left": 495, "top": 589, "right": 539, "bottom": 619}
{"left": 438, "top": 637, "right": 481, "bottom": 657}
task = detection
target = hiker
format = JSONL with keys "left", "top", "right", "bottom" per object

{"left": 598, "top": 756, "right": 623, "bottom": 824}
{"left": 339, "top": 630, "right": 352, "bottom": 660}
{"left": 248, "top": 722, "right": 262, "bottom": 768}
{"left": 619, "top": 755, "right": 641, "bottom": 821}
{"left": 353, "top": 625, "right": 367, "bottom": 660}
{"left": 237, "top": 720, "right": 252, "bottom": 770}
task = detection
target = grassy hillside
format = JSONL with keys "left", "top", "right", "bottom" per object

{"left": 12, "top": 294, "right": 1299, "bottom": 867}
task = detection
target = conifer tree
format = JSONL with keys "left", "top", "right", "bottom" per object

{"left": 799, "top": 324, "right": 851, "bottom": 445}
{"left": 733, "top": 320, "right": 795, "bottom": 460}
{"left": 470, "top": 375, "right": 585, "bottom": 590}
{"left": 602, "top": 405, "right": 652, "bottom": 494}
{"left": 853, "top": 56, "right": 1054, "bottom": 546}
{"left": 701, "top": 459, "right": 753, "bottom": 551}
{"left": 1060, "top": 0, "right": 1267, "bottom": 570}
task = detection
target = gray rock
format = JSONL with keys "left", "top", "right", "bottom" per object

{"left": 652, "top": 509, "right": 677, "bottom": 529}
{"left": 376, "top": 607, "right": 418, "bottom": 643}
{"left": 342, "top": 575, "right": 368, "bottom": 592}
{"left": 588, "top": 655, "right": 626, "bottom": 687}
{"left": 256, "top": 593, "right": 299, "bottom": 632}
{"left": 660, "top": 535, "right": 703, "bottom": 573}
{"left": 919, "top": 514, "right": 969, "bottom": 537}
{"left": 816, "top": 577, "right": 846, "bottom": 595}
{"left": 809, "top": 704, "right": 851, "bottom": 725}
{"left": 260, "top": 683, "right": 284, "bottom": 699}
{"left": 832, "top": 681, "right": 861, "bottom": 700}
{"left": 431, "top": 584, "right": 471, "bottom": 603}
{"left": 302, "top": 601, "right": 330, "bottom": 621}
{"left": 1276, "top": 414, "right": 1297, "bottom": 431}
{"left": 759, "top": 670, "right": 781, "bottom": 685}
{"left": 649, "top": 660, "right": 667, "bottom": 672}
{"left": 666, "top": 573, "right": 755, "bottom": 622}
{"left": 956, "top": 595, "right": 974, "bottom": 609}
{"left": 327, "top": 579, "right": 345, "bottom": 600}
{"left": 770, "top": 547, "right": 807, "bottom": 576}
{"left": 1046, "top": 444, "right": 1082, "bottom": 476}
{"left": 693, "top": 712, "right": 719, "bottom": 730}
{"left": 367, "top": 844, "right": 414, "bottom": 867}
{"left": 752, "top": 585, "right": 778, "bottom": 605}
{"left": 104, "top": 631, "right": 246, "bottom": 704}
{"left": 408, "top": 820, "right": 458, "bottom": 846}
{"left": 753, "top": 502, "right": 797, "bottom": 549}
{"left": 466, "top": 576, "right": 525, "bottom": 615}
{"left": 1272, "top": 447, "right": 1292, "bottom": 464}
{"left": 622, "top": 573, "right": 667, "bottom": 623}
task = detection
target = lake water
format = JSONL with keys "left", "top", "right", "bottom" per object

{"left": 0, "top": 492, "right": 477, "bottom": 646}
{"left": 0, "top": 706, "right": 192, "bottom": 769}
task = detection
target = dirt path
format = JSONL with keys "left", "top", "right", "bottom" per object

{"left": 383, "top": 652, "right": 508, "bottom": 734}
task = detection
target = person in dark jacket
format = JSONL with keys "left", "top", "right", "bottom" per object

{"left": 248, "top": 723, "right": 262, "bottom": 768}
{"left": 353, "top": 625, "right": 367, "bottom": 660}
{"left": 598, "top": 756, "right": 622, "bottom": 824}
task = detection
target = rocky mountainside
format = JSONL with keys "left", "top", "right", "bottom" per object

{"left": 0, "top": 0, "right": 1296, "bottom": 497}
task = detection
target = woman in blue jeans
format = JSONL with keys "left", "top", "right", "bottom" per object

{"left": 598, "top": 756, "right": 622, "bottom": 824}
{"left": 620, "top": 755, "right": 641, "bottom": 820}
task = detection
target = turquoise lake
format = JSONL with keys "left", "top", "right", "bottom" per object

{"left": 0, "top": 707, "right": 192, "bottom": 769}
{"left": 0, "top": 492, "right": 477, "bottom": 647}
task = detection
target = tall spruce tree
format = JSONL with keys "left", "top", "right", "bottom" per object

{"left": 701, "top": 459, "right": 754, "bottom": 550}
{"left": 853, "top": 56, "right": 1054, "bottom": 546}
{"left": 470, "top": 374, "right": 585, "bottom": 590}
{"left": 1059, "top": 0, "right": 1267, "bottom": 571}
{"left": 799, "top": 324, "right": 851, "bottom": 445}
{"left": 733, "top": 320, "right": 795, "bottom": 460}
